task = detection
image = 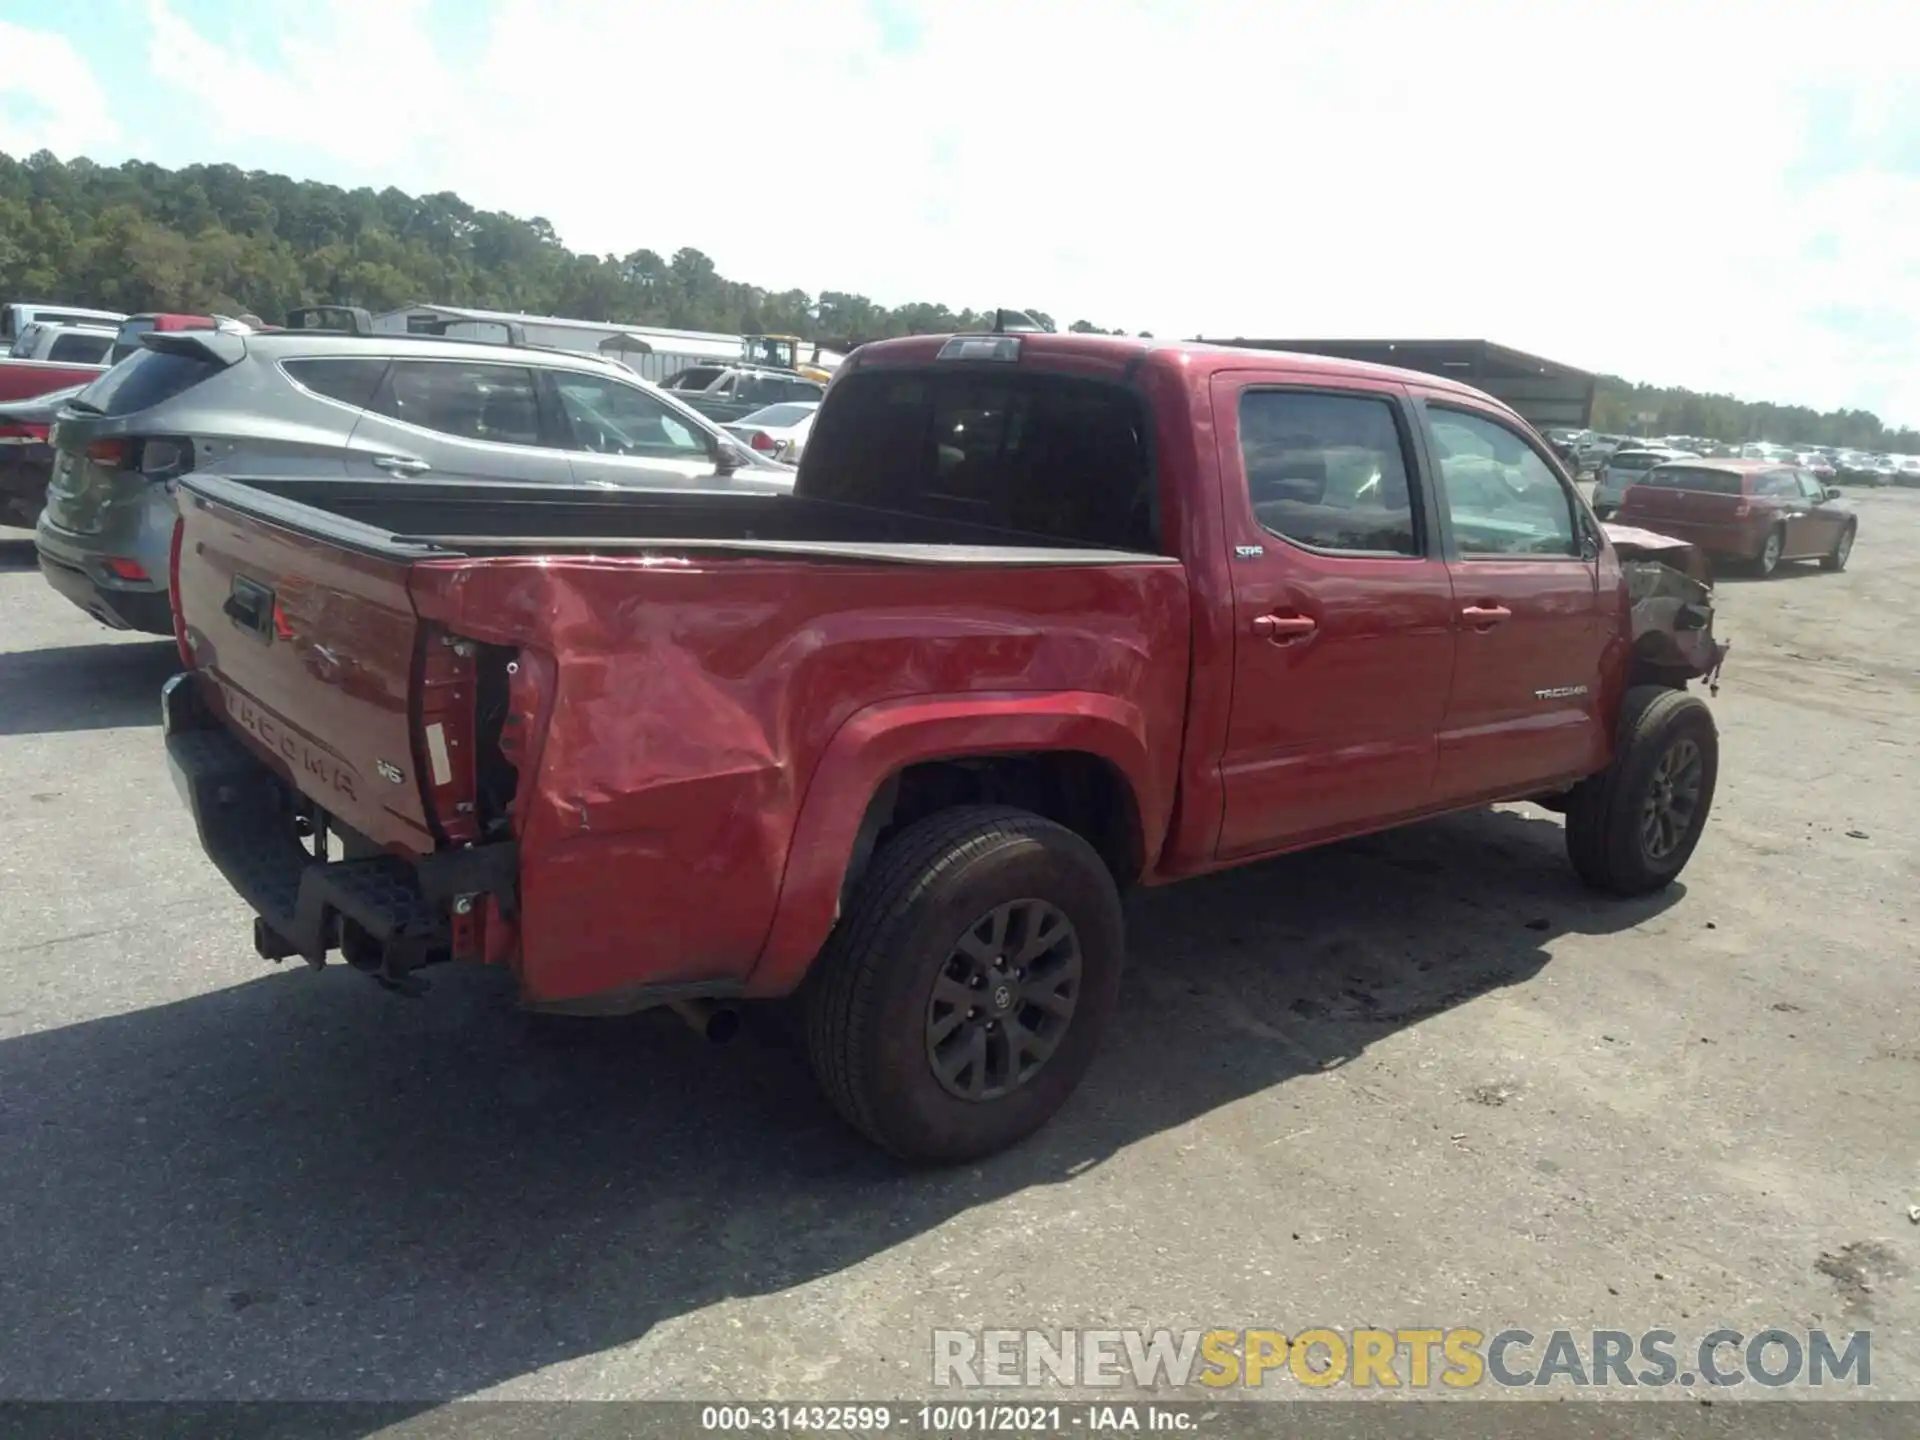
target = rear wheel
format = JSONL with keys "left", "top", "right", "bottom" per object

{"left": 1565, "top": 686, "right": 1718, "bottom": 896}
{"left": 804, "top": 805, "right": 1124, "bottom": 1164}
{"left": 1754, "top": 525, "right": 1784, "bottom": 577}
{"left": 1821, "top": 523, "right": 1855, "bottom": 572}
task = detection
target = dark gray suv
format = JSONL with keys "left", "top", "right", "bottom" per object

{"left": 36, "top": 319, "right": 788, "bottom": 633}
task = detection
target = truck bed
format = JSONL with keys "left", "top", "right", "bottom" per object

{"left": 170, "top": 472, "right": 1192, "bottom": 1007}
{"left": 0, "top": 356, "right": 107, "bottom": 402}
{"left": 195, "top": 475, "right": 1159, "bottom": 567}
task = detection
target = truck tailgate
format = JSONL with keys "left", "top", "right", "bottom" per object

{"left": 174, "top": 485, "right": 437, "bottom": 852}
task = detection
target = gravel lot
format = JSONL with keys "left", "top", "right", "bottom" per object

{"left": 0, "top": 494, "right": 1915, "bottom": 1410}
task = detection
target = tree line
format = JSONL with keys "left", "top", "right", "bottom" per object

{"left": 1590, "top": 378, "right": 1917, "bottom": 455}
{"left": 1, "top": 150, "right": 1910, "bottom": 451}
{"left": 0, "top": 151, "right": 1140, "bottom": 344}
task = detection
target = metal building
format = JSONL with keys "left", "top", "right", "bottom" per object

{"left": 1192, "top": 337, "right": 1597, "bottom": 432}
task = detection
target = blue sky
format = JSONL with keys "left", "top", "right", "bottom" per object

{"left": 5, "top": 0, "right": 1919, "bottom": 426}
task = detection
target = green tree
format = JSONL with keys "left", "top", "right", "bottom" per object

{"left": 2, "top": 148, "right": 1911, "bottom": 449}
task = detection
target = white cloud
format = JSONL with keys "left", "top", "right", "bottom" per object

{"left": 0, "top": 21, "right": 119, "bottom": 158}
{"left": 39, "top": 0, "right": 1920, "bottom": 423}
{"left": 142, "top": 0, "right": 448, "bottom": 161}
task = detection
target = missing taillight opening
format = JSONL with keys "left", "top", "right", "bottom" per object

{"left": 139, "top": 438, "right": 195, "bottom": 479}
{"left": 473, "top": 645, "right": 524, "bottom": 838}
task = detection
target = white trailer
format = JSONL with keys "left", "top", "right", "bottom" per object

{"left": 372, "top": 304, "right": 744, "bottom": 383}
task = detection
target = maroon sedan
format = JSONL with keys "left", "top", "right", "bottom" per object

{"left": 1614, "top": 458, "right": 1856, "bottom": 577}
{"left": 0, "top": 382, "right": 82, "bottom": 528}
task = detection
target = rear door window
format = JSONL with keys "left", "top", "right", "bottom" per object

{"left": 1238, "top": 390, "right": 1420, "bottom": 556}
{"left": 373, "top": 361, "right": 543, "bottom": 447}
{"left": 75, "top": 347, "right": 225, "bottom": 417}
{"left": 47, "top": 332, "right": 111, "bottom": 363}
{"left": 283, "top": 357, "right": 390, "bottom": 409}
{"left": 800, "top": 369, "right": 1156, "bottom": 551}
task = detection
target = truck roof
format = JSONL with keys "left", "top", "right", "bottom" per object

{"left": 848, "top": 332, "right": 1511, "bottom": 410}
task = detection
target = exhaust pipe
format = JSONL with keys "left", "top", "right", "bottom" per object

{"left": 668, "top": 999, "right": 741, "bottom": 1045}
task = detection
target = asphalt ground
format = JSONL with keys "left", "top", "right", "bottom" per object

{"left": 0, "top": 494, "right": 1914, "bottom": 1421}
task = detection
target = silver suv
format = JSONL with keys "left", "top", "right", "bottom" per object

{"left": 35, "top": 315, "right": 789, "bottom": 634}
{"left": 1591, "top": 445, "right": 1697, "bottom": 518}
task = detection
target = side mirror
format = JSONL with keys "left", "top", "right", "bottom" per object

{"left": 1825, "top": 487, "right": 1842, "bottom": 500}
{"left": 713, "top": 441, "right": 746, "bottom": 476}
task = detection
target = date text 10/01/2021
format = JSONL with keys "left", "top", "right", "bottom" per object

{"left": 700, "top": 1405, "right": 1195, "bottom": 1432}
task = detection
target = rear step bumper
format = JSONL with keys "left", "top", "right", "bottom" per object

{"left": 162, "top": 672, "right": 516, "bottom": 980}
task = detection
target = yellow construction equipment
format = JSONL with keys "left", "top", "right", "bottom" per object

{"left": 741, "top": 334, "right": 833, "bottom": 384}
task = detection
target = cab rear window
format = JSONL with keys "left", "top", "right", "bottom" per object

{"left": 47, "top": 332, "right": 111, "bottom": 363}
{"left": 799, "top": 369, "right": 1156, "bottom": 552}
{"left": 666, "top": 367, "right": 726, "bottom": 391}
{"left": 1642, "top": 466, "right": 1744, "bottom": 494}
{"left": 1609, "top": 452, "right": 1665, "bottom": 471}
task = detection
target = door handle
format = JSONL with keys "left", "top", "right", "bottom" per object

{"left": 1460, "top": 604, "right": 1512, "bottom": 627}
{"left": 1252, "top": 613, "right": 1318, "bottom": 642}
{"left": 373, "top": 454, "right": 430, "bottom": 475}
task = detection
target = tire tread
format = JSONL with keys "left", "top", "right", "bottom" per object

{"left": 1820, "top": 521, "right": 1856, "bottom": 572}
{"left": 805, "top": 805, "right": 1111, "bottom": 1158}
{"left": 1566, "top": 685, "right": 1718, "bottom": 895}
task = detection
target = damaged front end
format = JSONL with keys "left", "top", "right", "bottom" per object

{"left": 1603, "top": 523, "right": 1730, "bottom": 694}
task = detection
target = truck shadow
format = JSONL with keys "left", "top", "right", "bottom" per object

{"left": 1711, "top": 563, "right": 1837, "bottom": 585}
{"left": 0, "top": 535, "right": 38, "bottom": 571}
{"left": 0, "top": 805, "right": 1678, "bottom": 1405}
{"left": 0, "top": 639, "right": 179, "bottom": 736}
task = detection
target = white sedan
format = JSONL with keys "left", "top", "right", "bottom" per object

{"left": 723, "top": 401, "right": 818, "bottom": 465}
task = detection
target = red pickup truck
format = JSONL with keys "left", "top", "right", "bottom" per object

{"left": 162, "top": 332, "right": 1728, "bottom": 1162}
{"left": 0, "top": 352, "right": 110, "bottom": 403}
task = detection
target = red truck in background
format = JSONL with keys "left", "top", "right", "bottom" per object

{"left": 0, "top": 338, "right": 111, "bottom": 402}
{"left": 0, "top": 313, "right": 227, "bottom": 401}
{"left": 161, "top": 331, "right": 1729, "bottom": 1163}
{"left": 0, "top": 357, "right": 110, "bottom": 403}
{"left": 0, "top": 303, "right": 125, "bottom": 399}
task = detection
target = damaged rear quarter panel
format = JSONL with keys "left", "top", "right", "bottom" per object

{"left": 408, "top": 553, "right": 1191, "bottom": 1004}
